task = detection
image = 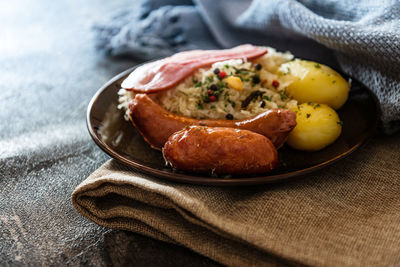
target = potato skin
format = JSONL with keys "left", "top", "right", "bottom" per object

{"left": 162, "top": 126, "right": 278, "bottom": 175}
{"left": 278, "top": 59, "right": 349, "bottom": 109}
{"left": 287, "top": 103, "right": 342, "bottom": 151}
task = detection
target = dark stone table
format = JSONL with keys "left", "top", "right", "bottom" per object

{"left": 0, "top": 1, "right": 220, "bottom": 265}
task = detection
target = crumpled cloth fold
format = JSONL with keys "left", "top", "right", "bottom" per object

{"left": 72, "top": 134, "right": 400, "bottom": 266}
{"left": 94, "top": 0, "right": 400, "bottom": 134}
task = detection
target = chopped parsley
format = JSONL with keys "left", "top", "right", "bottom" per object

{"left": 178, "top": 90, "right": 187, "bottom": 96}
{"left": 263, "top": 95, "right": 272, "bottom": 101}
{"left": 206, "top": 76, "right": 214, "bottom": 83}
{"left": 279, "top": 91, "right": 288, "bottom": 100}
{"left": 227, "top": 98, "right": 236, "bottom": 108}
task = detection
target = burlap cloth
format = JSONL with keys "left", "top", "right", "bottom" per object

{"left": 72, "top": 134, "right": 400, "bottom": 266}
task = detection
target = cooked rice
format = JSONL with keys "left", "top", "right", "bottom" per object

{"left": 118, "top": 47, "right": 297, "bottom": 121}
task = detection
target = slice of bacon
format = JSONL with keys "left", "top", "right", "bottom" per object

{"left": 121, "top": 44, "right": 267, "bottom": 93}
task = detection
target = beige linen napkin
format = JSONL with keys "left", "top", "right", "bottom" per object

{"left": 72, "top": 134, "right": 400, "bottom": 266}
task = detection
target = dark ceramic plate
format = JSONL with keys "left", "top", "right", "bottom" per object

{"left": 87, "top": 67, "right": 379, "bottom": 186}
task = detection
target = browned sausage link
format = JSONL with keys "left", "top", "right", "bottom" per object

{"left": 129, "top": 94, "right": 296, "bottom": 150}
{"left": 163, "top": 126, "right": 278, "bottom": 175}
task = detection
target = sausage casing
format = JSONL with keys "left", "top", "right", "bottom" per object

{"left": 162, "top": 126, "right": 278, "bottom": 175}
{"left": 129, "top": 94, "right": 296, "bottom": 150}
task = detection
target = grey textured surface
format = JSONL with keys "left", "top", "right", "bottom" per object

{"left": 95, "top": 0, "right": 400, "bottom": 134}
{"left": 0, "top": 1, "right": 220, "bottom": 266}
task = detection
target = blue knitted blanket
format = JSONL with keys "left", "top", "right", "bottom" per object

{"left": 94, "top": 0, "right": 400, "bottom": 134}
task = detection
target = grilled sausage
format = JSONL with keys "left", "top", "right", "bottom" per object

{"left": 163, "top": 126, "right": 278, "bottom": 175}
{"left": 128, "top": 94, "right": 296, "bottom": 150}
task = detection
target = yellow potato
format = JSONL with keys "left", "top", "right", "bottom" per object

{"left": 278, "top": 59, "right": 350, "bottom": 109}
{"left": 287, "top": 103, "right": 342, "bottom": 151}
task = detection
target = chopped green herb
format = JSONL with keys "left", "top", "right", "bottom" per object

{"left": 307, "top": 102, "right": 313, "bottom": 106}
{"left": 224, "top": 64, "right": 229, "bottom": 69}
{"left": 306, "top": 113, "right": 311, "bottom": 118}
{"left": 178, "top": 90, "right": 187, "bottom": 96}
{"left": 279, "top": 91, "right": 287, "bottom": 100}
{"left": 197, "top": 102, "right": 203, "bottom": 110}
{"left": 314, "top": 63, "right": 321, "bottom": 69}
{"left": 332, "top": 80, "right": 337, "bottom": 84}
{"left": 224, "top": 92, "right": 229, "bottom": 100}
{"left": 314, "top": 103, "right": 320, "bottom": 109}
{"left": 192, "top": 77, "right": 198, "bottom": 83}
{"left": 210, "top": 105, "right": 216, "bottom": 109}
{"left": 263, "top": 95, "right": 272, "bottom": 101}
{"left": 194, "top": 82, "right": 202, "bottom": 88}
{"left": 206, "top": 76, "right": 214, "bottom": 83}
{"left": 217, "top": 81, "right": 226, "bottom": 88}
{"left": 227, "top": 99, "right": 236, "bottom": 108}
{"left": 184, "top": 125, "right": 190, "bottom": 130}
{"left": 337, "top": 120, "right": 344, "bottom": 125}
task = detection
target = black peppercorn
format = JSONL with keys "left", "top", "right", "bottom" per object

{"left": 255, "top": 63, "right": 262, "bottom": 70}
{"left": 252, "top": 75, "right": 260, "bottom": 84}
{"left": 260, "top": 101, "right": 266, "bottom": 108}
{"left": 225, "top": 114, "right": 234, "bottom": 120}
{"left": 210, "top": 84, "right": 217, "bottom": 91}
{"left": 213, "top": 68, "right": 220, "bottom": 75}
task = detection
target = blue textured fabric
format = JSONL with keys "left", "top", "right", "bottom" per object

{"left": 94, "top": 0, "right": 400, "bottom": 134}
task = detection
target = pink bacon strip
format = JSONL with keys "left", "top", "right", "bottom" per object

{"left": 121, "top": 44, "right": 267, "bottom": 93}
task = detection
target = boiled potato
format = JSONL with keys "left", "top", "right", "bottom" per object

{"left": 278, "top": 59, "right": 349, "bottom": 109}
{"left": 287, "top": 103, "right": 342, "bottom": 151}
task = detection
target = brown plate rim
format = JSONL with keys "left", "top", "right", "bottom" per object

{"left": 87, "top": 66, "right": 379, "bottom": 186}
